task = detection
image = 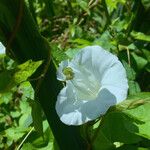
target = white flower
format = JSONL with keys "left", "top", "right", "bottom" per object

{"left": 0, "top": 42, "right": 5, "bottom": 54}
{"left": 56, "top": 46, "right": 128, "bottom": 125}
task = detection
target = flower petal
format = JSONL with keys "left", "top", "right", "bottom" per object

{"left": 101, "top": 61, "right": 128, "bottom": 102}
{"left": 56, "top": 85, "right": 116, "bottom": 125}
{"left": 56, "top": 45, "right": 128, "bottom": 125}
{"left": 72, "top": 45, "right": 119, "bottom": 82}
{"left": 0, "top": 42, "right": 5, "bottom": 54}
{"left": 57, "top": 60, "right": 69, "bottom": 81}
{"left": 72, "top": 45, "right": 128, "bottom": 101}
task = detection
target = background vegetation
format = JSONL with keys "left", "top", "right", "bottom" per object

{"left": 0, "top": 0, "right": 150, "bottom": 150}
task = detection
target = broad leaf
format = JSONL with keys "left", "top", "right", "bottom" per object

{"left": 131, "top": 31, "right": 150, "bottom": 42}
{"left": 141, "top": 0, "right": 150, "bottom": 9}
{"left": 131, "top": 52, "right": 148, "bottom": 71}
{"left": 92, "top": 92, "right": 150, "bottom": 150}
{"left": 121, "top": 92, "right": 150, "bottom": 139}
{"left": 122, "top": 61, "right": 141, "bottom": 95}
{"left": 0, "top": 60, "right": 42, "bottom": 92}
{"left": 30, "top": 100, "right": 43, "bottom": 136}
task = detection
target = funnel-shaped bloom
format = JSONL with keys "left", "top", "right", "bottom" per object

{"left": 56, "top": 46, "right": 128, "bottom": 125}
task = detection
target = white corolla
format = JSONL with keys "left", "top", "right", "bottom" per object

{"left": 0, "top": 42, "right": 5, "bottom": 54}
{"left": 56, "top": 46, "right": 128, "bottom": 125}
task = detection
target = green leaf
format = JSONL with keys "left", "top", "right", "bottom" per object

{"left": 131, "top": 52, "right": 148, "bottom": 71}
{"left": 19, "top": 113, "right": 32, "bottom": 128}
{"left": 0, "top": 92, "right": 12, "bottom": 104}
{"left": 5, "top": 127, "right": 28, "bottom": 142}
{"left": 117, "top": 145, "right": 150, "bottom": 150}
{"left": 13, "top": 60, "right": 43, "bottom": 84}
{"left": 10, "top": 111, "right": 21, "bottom": 118}
{"left": 92, "top": 113, "right": 142, "bottom": 150}
{"left": 141, "top": 0, "right": 150, "bottom": 9}
{"left": 65, "top": 48, "right": 80, "bottom": 59}
{"left": 19, "top": 82, "right": 34, "bottom": 101}
{"left": 111, "top": 18, "right": 129, "bottom": 32}
{"left": 117, "top": 92, "right": 150, "bottom": 112}
{"left": 106, "top": 0, "right": 125, "bottom": 13}
{"left": 31, "top": 100, "right": 43, "bottom": 136}
{"left": 70, "top": 38, "right": 91, "bottom": 46}
{"left": 94, "top": 31, "right": 116, "bottom": 52}
{"left": 122, "top": 61, "right": 136, "bottom": 80}
{"left": 0, "top": 70, "right": 13, "bottom": 92}
{"left": 19, "top": 98, "right": 32, "bottom": 127}
{"left": 142, "top": 49, "right": 150, "bottom": 62}
{"left": 131, "top": 31, "right": 150, "bottom": 42}
{"left": 21, "top": 143, "right": 34, "bottom": 150}
{"left": 128, "top": 81, "right": 141, "bottom": 95}
{"left": 0, "top": 60, "right": 42, "bottom": 92}
{"left": 51, "top": 45, "right": 68, "bottom": 62}
{"left": 22, "top": 120, "right": 59, "bottom": 150}
{"left": 118, "top": 92, "right": 150, "bottom": 139}
{"left": 76, "top": 0, "right": 89, "bottom": 13}
{"left": 92, "top": 128, "right": 115, "bottom": 150}
{"left": 92, "top": 93, "right": 150, "bottom": 149}
{"left": 122, "top": 61, "right": 141, "bottom": 95}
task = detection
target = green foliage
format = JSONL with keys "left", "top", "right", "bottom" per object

{"left": 0, "top": 0, "right": 150, "bottom": 150}
{"left": 141, "top": 0, "right": 150, "bottom": 9}
{"left": 0, "top": 81, "right": 33, "bottom": 149}
{"left": 89, "top": 92, "right": 150, "bottom": 150}
{"left": 30, "top": 100, "right": 43, "bottom": 136}
{"left": 14, "top": 60, "right": 43, "bottom": 84}
{"left": 122, "top": 61, "right": 141, "bottom": 95}
{"left": 21, "top": 120, "right": 59, "bottom": 150}
{"left": 131, "top": 31, "right": 150, "bottom": 42}
{"left": 122, "top": 93, "right": 150, "bottom": 139}
{"left": 106, "top": 0, "right": 126, "bottom": 13}
{"left": 0, "top": 59, "right": 42, "bottom": 92}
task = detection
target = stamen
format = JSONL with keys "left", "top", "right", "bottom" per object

{"left": 63, "top": 67, "right": 74, "bottom": 80}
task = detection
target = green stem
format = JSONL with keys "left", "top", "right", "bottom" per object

{"left": 17, "top": 127, "right": 34, "bottom": 150}
{"left": 101, "top": 0, "right": 111, "bottom": 31}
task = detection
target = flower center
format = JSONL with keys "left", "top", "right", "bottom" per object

{"left": 63, "top": 67, "right": 74, "bottom": 80}
{"left": 67, "top": 65, "right": 100, "bottom": 101}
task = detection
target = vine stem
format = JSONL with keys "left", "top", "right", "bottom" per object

{"left": 126, "top": 47, "right": 131, "bottom": 67}
{"left": 34, "top": 50, "right": 51, "bottom": 98}
{"left": 6, "top": 0, "right": 24, "bottom": 59}
{"left": 16, "top": 127, "right": 34, "bottom": 150}
{"left": 86, "top": 117, "right": 105, "bottom": 150}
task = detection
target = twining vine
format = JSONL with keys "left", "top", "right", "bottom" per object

{"left": 6, "top": 0, "right": 24, "bottom": 59}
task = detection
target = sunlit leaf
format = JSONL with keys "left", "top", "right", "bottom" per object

{"left": 141, "top": 0, "right": 150, "bottom": 9}
{"left": 106, "top": 0, "right": 126, "bottom": 13}
{"left": 131, "top": 31, "right": 150, "bottom": 42}
{"left": 4, "top": 127, "right": 28, "bottom": 142}
{"left": 121, "top": 93, "right": 150, "bottom": 139}
{"left": 92, "top": 93, "right": 150, "bottom": 149}
{"left": 0, "top": 60, "right": 42, "bottom": 92}
{"left": 14, "top": 60, "right": 43, "bottom": 84}
{"left": 131, "top": 52, "right": 148, "bottom": 71}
